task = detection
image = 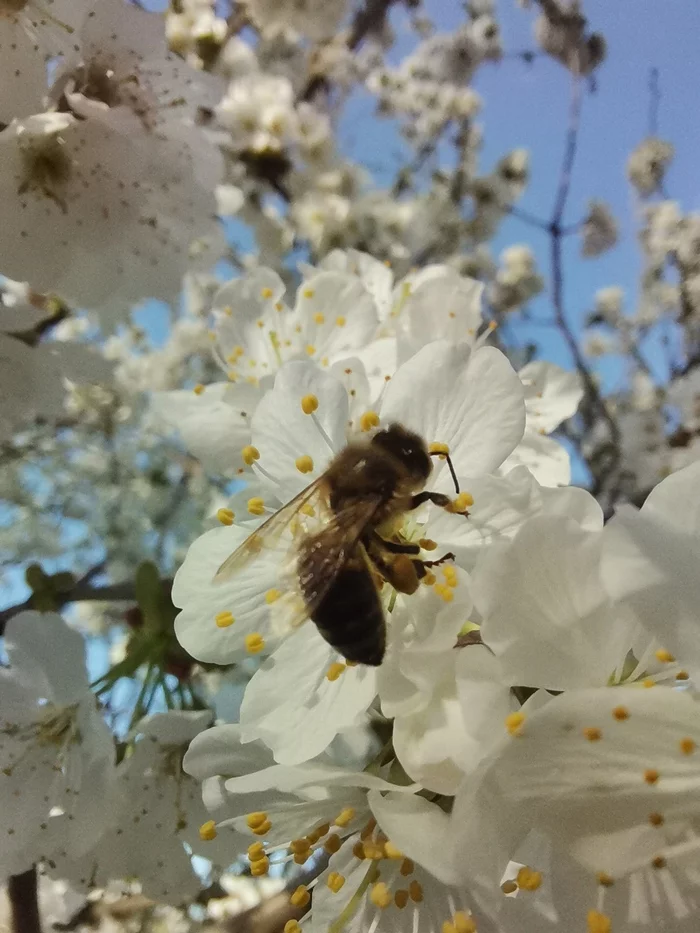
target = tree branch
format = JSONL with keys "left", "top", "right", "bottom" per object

{"left": 8, "top": 868, "right": 41, "bottom": 933}
{"left": 0, "top": 563, "right": 155, "bottom": 636}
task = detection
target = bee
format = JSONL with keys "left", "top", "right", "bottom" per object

{"left": 213, "top": 424, "right": 465, "bottom": 666}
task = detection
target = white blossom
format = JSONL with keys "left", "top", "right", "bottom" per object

{"left": 0, "top": 611, "right": 116, "bottom": 878}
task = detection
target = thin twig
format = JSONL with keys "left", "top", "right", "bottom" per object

{"left": 546, "top": 78, "right": 621, "bottom": 496}
{"left": 8, "top": 868, "right": 41, "bottom": 933}
{"left": 648, "top": 67, "right": 660, "bottom": 137}
{"left": 0, "top": 563, "right": 157, "bottom": 635}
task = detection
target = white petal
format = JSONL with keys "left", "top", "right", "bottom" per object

{"left": 183, "top": 724, "right": 275, "bottom": 781}
{"left": 380, "top": 342, "right": 525, "bottom": 479}
{"left": 519, "top": 361, "right": 583, "bottom": 432}
{"left": 251, "top": 360, "right": 348, "bottom": 494}
{"left": 132, "top": 710, "right": 212, "bottom": 745}
{"left": 4, "top": 611, "right": 89, "bottom": 704}
{"left": 475, "top": 517, "right": 622, "bottom": 690}
{"left": 368, "top": 790, "right": 460, "bottom": 885}
{"left": 173, "top": 525, "right": 285, "bottom": 663}
{"left": 239, "top": 623, "right": 377, "bottom": 764}
{"left": 642, "top": 459, "right": 700, "bottom": 536}
{"left": 151, "top": 382, "right": 261, "bottom": 474}
{"left": 502, "top": 429, "right": 572, "bottom": 487}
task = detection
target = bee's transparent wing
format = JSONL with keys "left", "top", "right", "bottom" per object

{"left": 212, "top": 478, "right": 329, "bottom": 584}
{"left": 297, "top": 497, "right": 385, "bottom": 618}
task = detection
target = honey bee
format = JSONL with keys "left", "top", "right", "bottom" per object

{"left": 213, "top": 424, "right": 465, "bottom": 666}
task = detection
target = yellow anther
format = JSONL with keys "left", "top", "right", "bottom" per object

{"left": 222, "top": 305, "right": 233, "bottom": 316}
{"left": 242, "top": 445, "right": 260, "bottom": 466}
{"left": 655, "top": 648, "right": 675, "bottom": 663}
{"left": 505, "top": 711, "right": 525, "bottom": 736}
{"left": 324, "top": 833, "right": 341, "bottom": 854}
{"left": 248, "top": 842, "right": 266, "bottom": 861}
{"left": 360, "top": 410, "right": 380, "bottom": 432}
{"left": 583, "top": 727, "right": 602, "bottom": 742}
{"left": 408, "top": 880, "right": 424, "bottom": 903}
{"left": 321, "top": 356, "right": 329, "bottom": 367}
{"left": 251, "top": 857, "right": 270, "bottom": 876}
{"left": 501, "top": 880, "right": 518, "bottom": 894}
{"left": 644, "top": 768, "right": 660, "bottom": 785}
{"left": 596, "top": 872, "right": 614, "bottom": 887}
{"left": 290, "top": 838, "right": 311, "bottom": 854}
{"left": 256, "top": 320, "right": 265, "bottom": 329}
{"left": 345, "top": 659, "right": 358, "bottom": 667}
{"left": 652, "top": 855, "right": 667, "bottom": 869}
{"left": 208, "top": 330, "right": 217, "bottom": 342}
{"left": 588, "top": 912, "right": 611, "bottom": 933}
{"left": 284, "top": 923, "right": 301, "bottom": 933}
{"left": 334, "top": 807, "right": 355, "bottom": 828}
{"left": 261, "top": 287, "right": 274, "bottom": 299}
{"left": 265, "top": 589, "right": 281, "bottom": 604}
{"left": 327, "top": 872, "right": 346, "bottom": 893}
{"left": 370, "top": 882, "right": 392, "bottom": 909}
{"left": 680, "top": 737, "right": 696, "bottom": 755}
{"left": 336, "top": 315, "right": 346, "bottom": 327}
{"left": 649, "top": 812, "right": 664, "bottom": 826}
{"left": 199, "top": 820, "right": 217, "bottom": 841}
{"left": 302, "top": 288, "right": 315, "bottom": 299}
{"left": 294, "top": 851, "right": 311, "bottom": 864}
{"left": 433, "top": 583, "right": 454, "bottom": 602}
{"left": 677, "top": 670, "right": 690, "bottom": 680}
{"left": 232, "top": 345, "right": 245, "bottom": 358}
{"left": 226, "top": 352, "right": 239, "bottom": 364}
{"left": 443, "top": 565, "right": 458, "bottom": 587}
{"left": 443, "top": 923, "right": 456, "bottom": 933}
{"left": 516, "top": 867, "right": 543, "bottom": 891}
{"left": 429, "top": 442, "right": 450, "bottom": 457}
{"left": 307, "top": 822, "right": 330, "bottom": 844}
{"left": 305, "top": 344, "right": 316, "bottom": 356}
{"left": 193, "top": 383, "right": 205, "bottom": 395}
{"left": 419, "top": 538, "right": 438, "bottom": 551}
{"left": 301, "top": 503, "right": 316, "bottom": 516}
{"left": 353, "top": 840, "right": 366, "bottom": 859}
{"left": 395, "top": 890, "right": 409, "bottom": 909}
{"left": 450, "top": 492, "right": 474, "bottom": 512}
{"left": 643, "top": 678, "right": 656, "bottom": 688}
{"left": 400, "top": 858, "right": 414, "bottom": 876}
{"left": 295, "top": 455, "right": 314, "bottom": 474}
{"left": 216, "top": 508, "right": 235, "bottom": 525}
{"left": 246, "top": 812, "right": 268, "bottom": 830}
{"left": 383, "top": 841, "right": 404, "bottom": 860}
{"left": 422, "top": 571, "right": 437, "bottom": 586}
{"left": 612, "top": 705, "right": 630, "bottom": 721}
{"left": 247, "top": 497, "right": 265, "bottom": 516}
{"left": 251, "top": 819, "right": 271, "bottom": 836}
{"left": 246, "top": 375, "right": 259, "bottom": 386}
{"left": 227, "top": 371, "right": 238, "bottom": 382}
{"left": 290, "top": 885, "right": 310, "bottom": 908}
{"left": 453, "top": 913, "right": 476, "bottom": 933}
{"left": 276, "top": 301, "right": 284, "bottom": 311}
{"left": 363, "top": 842, "right": 385, "bottom": 860}
{"left": 215, "top": 611, "right": 235, "bottom": 629}
{"left": 301, "top": 394, "right": 319, "bottom": 414}
{"left": 313, "top": 312, "right": 325, "bottom": 324}
{"left": 326, "top": 662, "right": 346, "bottom": 682}
{"left": 245, "top": 633, "right": 265, "bottom": 655}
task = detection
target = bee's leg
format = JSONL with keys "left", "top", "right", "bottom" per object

{"left": 411, "top": 551, "right": 456, "bottom": 580}
{"left": 422, "top": 551, "right": 456, "bottom": 569}
{"left": 374, "top": 534, "right": 421, "bottom": 555}
{"left": 408, "top": 490, "right": 470, "bottom": 518}
{"left": 367, "top": 538, "right": 421, "bottom": 595}
{"left": 408, "top": 490, "right": 452, "bottom": 510}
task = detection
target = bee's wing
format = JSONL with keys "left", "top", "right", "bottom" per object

{"left": 297, "top": 496, "right": 385, "bottom": 617}
{"left": 213, "top": 478, "right": 329, "bottom": 583}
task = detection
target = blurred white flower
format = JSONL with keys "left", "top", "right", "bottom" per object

{"left": 628, "top": 137, "right": 674, "bottom": 197}
{"left": 581, "top": 200, "right": 618, "bottom": 257}
{"left": 0, "top": 611, "right": 116, "bottom": 878}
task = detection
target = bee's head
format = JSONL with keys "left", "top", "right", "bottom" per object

{"left": 371, "top": 423, "right": 432, "bottom": 484}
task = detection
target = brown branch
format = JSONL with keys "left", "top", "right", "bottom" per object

{"left": 8, "top": 868, "right": 41, "bottom": 933}
{"left": 0, "top": 564, "right": 152, "bottom": 635}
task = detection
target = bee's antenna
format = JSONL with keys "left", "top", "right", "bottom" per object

{"left": 430, "top": 451, "right": 460, "bottom": 494}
